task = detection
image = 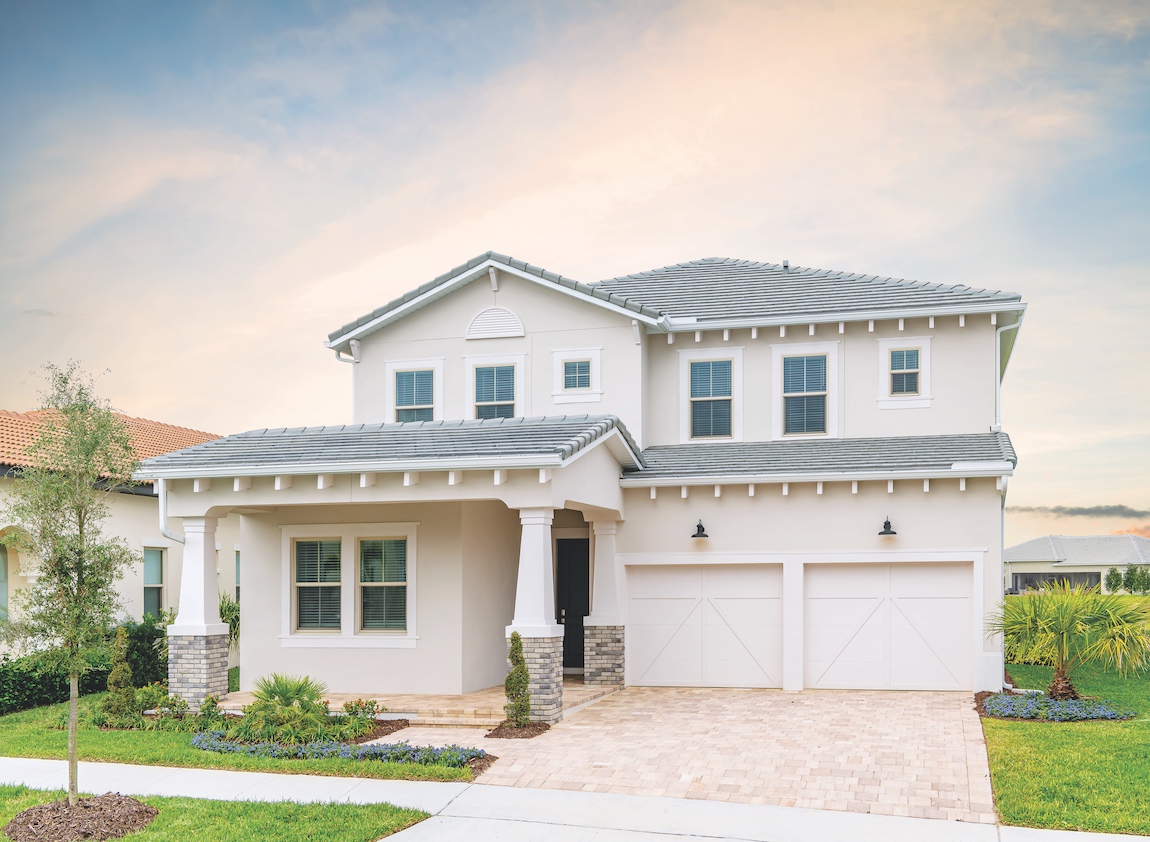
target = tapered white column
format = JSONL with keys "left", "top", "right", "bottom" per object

{"left": 506, "top": 508, "right": 563, "bottom": 638}
{"left": 585, "top": 521, "right": 623, "bottom": 625}
{"left": 168, "top": 517, "right": 228, "bottom": 636}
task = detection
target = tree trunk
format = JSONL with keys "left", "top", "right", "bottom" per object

{"left": 1047, "top": 666, "right": 1079, "bottom": 701}
{"left": 68, "top": 672, "right": 79, "bottom": 806}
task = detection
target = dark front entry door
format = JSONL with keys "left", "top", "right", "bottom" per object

{"left": 556, "top": 538, "right": 590, "bottom": 669}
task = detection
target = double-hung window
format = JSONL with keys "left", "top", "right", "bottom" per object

{"left": 689, "top": 360, "right": 733, "bottom": 438}
{"left": 359, "top": 539, "right": 407, "bottom": 631}
{"left": 294, "top": 539, "right": 341, "bottom": 630}
{"left": 783, "top": 355, "right": 827, "bottom": 434}
{"left": 143, "top": 548, "right": 164, "bottom": 619}
{"left": 475, "top": 365, "right": 515, "bottom": 418}
{"left": 889, "top": 349, "right": 920, "bottom": 395}
{"left": 563, "top": 360, "right": 591, "bottom": 391}
{"left": 395, "top": 370, "right": 434, "bottom": 421}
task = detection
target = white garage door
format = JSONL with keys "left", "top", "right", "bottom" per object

{"left": 806, "top": 563, "right": 971, "bottom": 691}
{"left": 627, "top": 565, "right": 782, "bottom": 688}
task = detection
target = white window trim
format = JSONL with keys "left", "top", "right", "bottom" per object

{"left": 464, "top": 353, "right": 527, "bottom": 420}
{"left": 279, "top": 522, "right": 418, "bottom": 649}
{"left": 551, "top": 347, "right": 603, "bottom": 404}
{"left": 141, "top": 545, "right": 167, "bottom": 618}
{"left": 770, "top": 341, "right": 841, "bottom": 440}
{"left": 678, "top": 347, "right": 743, "bottom": 444}
{"left": 383, "top": 358, "right": 445, "bottom": 423}
{"left": 876, "top": 336, "right": 932, "bottom": 410}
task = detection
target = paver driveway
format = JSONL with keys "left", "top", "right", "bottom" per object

{"left": 390, "top": 687, "right": 996, "bottom": 824}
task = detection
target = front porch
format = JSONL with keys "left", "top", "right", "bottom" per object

{"left": 219, "top": 676, "right": 617, "bottom": 727}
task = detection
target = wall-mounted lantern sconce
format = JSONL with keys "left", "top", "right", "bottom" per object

{"left": 692, "top": 520, "right": 709, "bottom": 538}
{"left": 878, "top": 518, "right": 897, "bottom": 536}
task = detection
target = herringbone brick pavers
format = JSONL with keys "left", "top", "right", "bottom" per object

{"left": 384, "top": 687, "right": 996, "bottom": 824}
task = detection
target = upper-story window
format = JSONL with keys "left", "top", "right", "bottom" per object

{"left": 689, "top": 360, "right": 733, "bottom": 438}
{"left": 889, "top": 349, "right": 919, "bottom": 395}
{"left": 395, "top": 369, "right": 435, "bottom": 421}
{"left": 783, "top": 354, "right": 827, "bottom": 434}
{"left": 564, "top": 360, "right": 591, "bottom": 391}
{"left": 475, "top": 365, "right": 516, "bottom": 418}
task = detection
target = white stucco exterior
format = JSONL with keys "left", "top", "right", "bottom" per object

{"left": 142, "top": 254, "right": 1024, "bottom": 699}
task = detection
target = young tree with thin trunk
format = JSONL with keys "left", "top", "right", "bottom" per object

{"left": 0, "top": 363, "right": 138, "bottom": 805}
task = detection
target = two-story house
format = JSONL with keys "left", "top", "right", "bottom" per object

{"left": 138, "top": 253, "right": 1024, "bottom": 720}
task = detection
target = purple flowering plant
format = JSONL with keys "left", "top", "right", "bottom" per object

{"left": 190, "top": 730, "right": 485, "bottom": 767}
{"left": 982, "top": 692, "right": 1135, "bottom": 722}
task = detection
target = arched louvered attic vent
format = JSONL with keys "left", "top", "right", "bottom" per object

{"left": 466, "top": 307, "right": 525, "bottom": 339}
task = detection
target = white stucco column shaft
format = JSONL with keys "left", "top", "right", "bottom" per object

{"left": 168, "top": 517, "right": 228, "bottom": 637}
{"left": 506, "top": 508, "right": 564, "bottom": 639}
{"left": 585, "top": 521, "right": 624, "bottom": 625}
{"left": 782, "top": 559, "right": 804, "bottom": 692}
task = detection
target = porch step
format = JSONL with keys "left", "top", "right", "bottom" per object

{"left": 404, "top": 715, "right": 502, "bottom": 728}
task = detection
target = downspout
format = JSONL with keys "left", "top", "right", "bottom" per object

{"left": 157, "top": 478, "right": 185, "bottom": 545}
{"left": 333, "top": 339, "right": 361, "bottom": 365}
{"left": 992, "top": 311, "right": 1025, "bottom": 432}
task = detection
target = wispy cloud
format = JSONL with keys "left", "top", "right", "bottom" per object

{"left": 1114, "top": 525, "right": 1150, "bottom": 538}
{"left": 1008, "top": 505, "right": 1150, "bottom": 519}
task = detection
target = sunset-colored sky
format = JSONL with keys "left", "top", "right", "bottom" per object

{"left": 1, "top": 1, "right": 1147, "bottom": 545}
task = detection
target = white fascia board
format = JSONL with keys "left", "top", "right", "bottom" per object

{"left": 663, "top": 301, "right": 1026, "bottom": 333}
{"left": 619, "top": 465, "right": 1014, "bottom": 488}
{"left": 326, "top": 259, "right": 666, "bottom": 350}
{"left": 135, "top": 453, "right": 568, "bottom": 481}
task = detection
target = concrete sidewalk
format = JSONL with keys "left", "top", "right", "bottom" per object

{"left": 0, "top": 757, "right": 1142, "bottom": 842}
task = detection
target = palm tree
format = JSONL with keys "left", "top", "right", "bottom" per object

{"left": 989, "top": 583, "right": 1150, "bottom": 699}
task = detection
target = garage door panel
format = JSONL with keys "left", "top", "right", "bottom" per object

{"left": 807, "top": 565, "right": 886, "bottom": 597}
{"left": 630, "top": 566, "right": 703, "bottom": 598}
{"left": 628, "top": 565, "right": 782, "bottom": 688}
{"left": 807, "top": 563, "right": 971, "bottom": 691}
{"left": 629, "top": 596, "right": 698, "bottom": 626}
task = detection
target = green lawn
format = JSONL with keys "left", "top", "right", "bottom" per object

{"left": 984, "top": 663, "right": 1150, "bottom": 835}
{"left": 0, "top": 785, "right": 425, "bottom": 841}
{"left": 0, "top": 694, "right": 472, "bottom": 783}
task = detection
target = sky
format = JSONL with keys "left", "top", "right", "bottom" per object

{"left": 0, "top": 0, "right": 1147, "bottom": 546}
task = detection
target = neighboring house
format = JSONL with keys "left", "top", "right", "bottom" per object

{"left": 138, "top": 252, "right": 1025, "bottom": 718}
{"left": 0, "top": 409, "right": 241, "bottom": 631}
{"left": 1005, "top": 534, "right": 1150, "bottom": 592}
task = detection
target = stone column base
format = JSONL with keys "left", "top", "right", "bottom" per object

{"left": 584, "top": 625, "right": 624, "bottom": 685}
{"left": 509, "top": 635, "right": 564, "bottom": 724}
{"left": 168, "top": 634, "right": 229, "bottom": 707}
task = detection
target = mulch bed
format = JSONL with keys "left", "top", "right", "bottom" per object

{"left": 974, "top": 690, "right": 996, "bottom": 718}
{"left": 467, "top": 754, "right": 498, "bottom": 777}
{"left": 352, "top": 719, "right": 410, "bottom": 744}
{"left": 485, "top": 720, "right": 550, "bottom": 739}
{"left": 4, "top": 794, "right": 157, "bottom": 842}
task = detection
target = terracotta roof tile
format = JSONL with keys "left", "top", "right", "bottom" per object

{"left": 0, "top": 409, "right": 219, "bottom": 471}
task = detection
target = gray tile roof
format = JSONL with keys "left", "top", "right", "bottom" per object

{"left": 1006, "top": 534, "right": 1150, "bottom": 567}
{"left": 596, "top": 257, "right": 1023, "bottom": 324}
{"left": 328, "top": 251, "right": 665, "bottom": 345}
{"left": 135, "top": 415, "right": 642, "bottom": 478}
{"left": 328, "top": 252, "right": 1023, "bottom": 347}
{"left": 623, "top": 432, "right": 1016, "bottom": 482}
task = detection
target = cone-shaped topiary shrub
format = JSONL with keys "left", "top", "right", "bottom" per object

{"left": 103, "top": 627, "right": 136, "bottom": 717}
{"left": 504, "top": 631, "right": 530, "bottom": 727}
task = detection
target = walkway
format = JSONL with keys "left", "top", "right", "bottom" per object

{"left": 0, "top": 757, "right": 1141, "bottom": 841}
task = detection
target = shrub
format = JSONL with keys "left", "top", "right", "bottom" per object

{"left": 1125, "top": 565, "right": 1150, "bottom": 596}
{"left": 102, "top": 627, "right": 136, "bottom": 717}
{"left": 225, "top": 673, "right": 366, "bottom": 745}
{"left": 120, "top": 614, "right": 168, "bottom": 686}
{"left": 218, "top": 592, "right": 240, "bottom": 653}
{"left": 342, "top": 698, "right": 383, "bottom": 720}
{"left": 504, "top": 631, "right": 530, "bottom": 727}
{"left": 1105, "top": 567, "right": 1124, "bottom": 593}
{"left": 982, "top": 692, "right": 1136, "bottom": 721}
{"left": 0, "top": 653, "right": 110, "bottom": 716}
{"left": 191, "top": 731, "right": 486, "bottom": 766}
